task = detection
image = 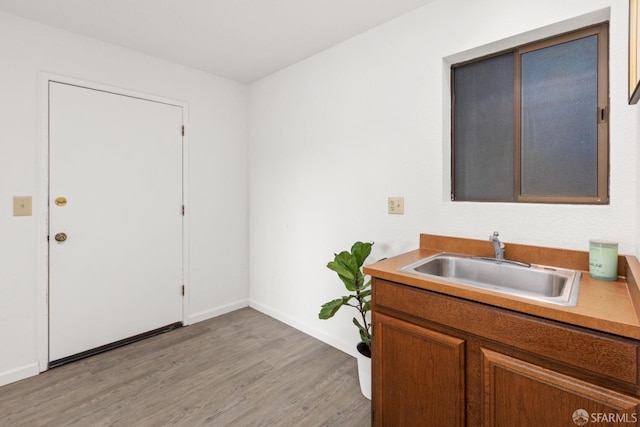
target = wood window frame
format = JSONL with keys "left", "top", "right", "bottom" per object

{"left": 451, "top": 22, "right": 609, "bottom": 204}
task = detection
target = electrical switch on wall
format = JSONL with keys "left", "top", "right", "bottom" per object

{"left": 388, "top": 197, "right": 404, "bottom": 214}
{"left": 13, "top": 196, "right": 32, "bottom": 216}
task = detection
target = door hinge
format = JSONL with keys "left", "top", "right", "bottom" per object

{"left": 181, "top": 285, "right": 185, "bottom": 296}
{"left": 181, "top": 125, "right": 185, "bottom": 136}
{"left": 182, "top": 205, "right": 185, "bottom": 216}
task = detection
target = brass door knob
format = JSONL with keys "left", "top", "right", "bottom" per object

{"left": 54, "top": 232, "right": 67, "bottom": 242}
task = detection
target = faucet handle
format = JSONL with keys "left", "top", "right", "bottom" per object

{"left": 489, "top": 231, "right": 505, "bottom": 259}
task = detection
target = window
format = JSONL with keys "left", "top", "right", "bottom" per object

{"left": 451, "top": 23, "right": 609, "bottom": 204}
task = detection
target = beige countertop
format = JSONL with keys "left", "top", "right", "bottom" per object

{"left": 364, "top": 234, "right": 640, "bottom": 340}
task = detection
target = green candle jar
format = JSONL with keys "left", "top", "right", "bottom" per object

{"left": 589, "top": 240, "right": 618, "bottom": 281}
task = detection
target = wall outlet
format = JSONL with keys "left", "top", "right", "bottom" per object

{"left": 388, "top": 197, "right": 404, "bottom": 214}
{"left": 13, "top": 196, "right": 32, "bottom": 216}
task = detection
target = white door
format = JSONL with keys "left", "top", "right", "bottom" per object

{"left": 49, "top": 82, "right": 183, "bottom": 363}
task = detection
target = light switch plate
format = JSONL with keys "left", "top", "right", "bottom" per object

{"left": 13, "top": 196, "right": 32, "bottom": 216}
{"left": 388, "top": 197, "right": 404, "bottom": 214}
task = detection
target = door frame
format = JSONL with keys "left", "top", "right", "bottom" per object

{"left": 37, "top": 73, "right": 190, "bottom": 372}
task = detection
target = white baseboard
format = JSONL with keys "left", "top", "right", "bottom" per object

{"left": 249, "top": 300, "right": 358, "bottom": 359}
{"left": 0, "top": 363, "right": 39, "bottom": 387}
{"left": 187, "top": 299, "right": 250, "bottom": 324}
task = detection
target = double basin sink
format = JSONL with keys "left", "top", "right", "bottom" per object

{"left": 399, "top": 252, "right": 581, "bottom": 306}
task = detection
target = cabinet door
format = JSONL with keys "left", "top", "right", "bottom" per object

{"left": 482, "top": 348, "right": 640, "bottom": 427}
{"left": 372, "top": 313, "right": 465, "bottom": 427}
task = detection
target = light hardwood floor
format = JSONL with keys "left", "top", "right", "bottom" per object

{"left": 0, "top": 308, "right": 371, "bottom": 426}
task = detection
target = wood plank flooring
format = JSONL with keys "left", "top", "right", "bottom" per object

{"left": 0, "top": 308, "right": 371, "bottom": 426}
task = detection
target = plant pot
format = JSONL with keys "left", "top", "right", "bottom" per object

{"left": 356, "top": 342, "right": 371, "bottom": 400}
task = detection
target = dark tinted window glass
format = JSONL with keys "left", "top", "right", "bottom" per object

{"left": 520, "top": 35, "right": 599, "bottom": 197}
{"left": 453, "top": 53, "right": 514, "bottom": 201}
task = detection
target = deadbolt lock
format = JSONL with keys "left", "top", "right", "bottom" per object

{"left": 55, "top": 197, "right": 67, "bottom": 206}
{"left": 54, "top": 232, "right": 67, "bottom": 242}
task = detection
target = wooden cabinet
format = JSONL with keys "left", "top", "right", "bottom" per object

{"left": 371, "top": 278, "right": 640, "bottom": 427}
{"left": 373, "top": 312, "right": 465, "bottom": 426}
{"left": 482, "top": 348, "right": 640, "bottom": 426}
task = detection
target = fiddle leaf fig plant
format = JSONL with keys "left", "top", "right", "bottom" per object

{"left": 319, "top": 241, "right": 373, "bottom": 353}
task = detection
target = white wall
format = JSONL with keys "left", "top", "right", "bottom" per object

{"left": 0, "top": 12, "right": 249, "bottom": 386}
{"left": 248, "top": 0, "right": 639, "bottom": 357}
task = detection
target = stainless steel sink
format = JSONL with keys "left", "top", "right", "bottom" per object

{"left": 398, "top": 252, "right": 581, "bottom": 306}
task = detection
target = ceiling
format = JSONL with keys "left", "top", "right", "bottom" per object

{"left": 0, "top": 0, "right": 435, "bottom": 83}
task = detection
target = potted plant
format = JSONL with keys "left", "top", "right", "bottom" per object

{"left": 319, "top": 241, "right": 373, "bottom": 399}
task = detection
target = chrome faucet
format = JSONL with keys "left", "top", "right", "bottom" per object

{"left": 490, "top": 231, "right": 505, "bottom": 260}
